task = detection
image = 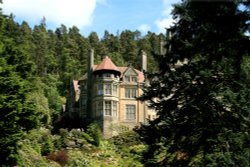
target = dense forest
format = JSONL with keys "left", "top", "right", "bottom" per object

{"left": 1, "top": 0, "right": 250, "bottom": 166}
{"left": 0, "top": 1, "right": 165, "bottom": 165}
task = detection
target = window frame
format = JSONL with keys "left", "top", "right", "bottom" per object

{"left": 125, "top": 76, "right": 130, "bottom": 82}
{"left": 131, "top": 76, "right": 137, "bottom": 82}
{"left": 125, "top": 88, "right": 137, "bottom": 98}
{"left": 105, "top": 83, "right": 112, "bottom": 95}
{"left": 104, "top": 101, "right": 112, "bottom": 116}
{"left": 97, "top": 100, "right": 118, "bottom": 117}
{"left": 97, "top": 101, "right": 103, "bottom": 115}
{"left": 125, "top": 105, "right": 136, "bottom": 120}
{"left": 97, "top": 84, "right": 104, "bottom": 95}
{"left": 112, "top": 101, "right": 117, "bottom": 117}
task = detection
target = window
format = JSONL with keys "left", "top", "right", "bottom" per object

{"left": 98, "top": 84, "right": 103, "bottom": 95}
{"left": 125, "top": 88, "right": 137, "bottom": 98}
{"left": 82, "top": 84, "right": 87, "bottom": 90}
{"left": 131, "top": 76, "right": 137, "bottom": 82}
{"left": 105, "top": 84, "right": 111, "bottom": 95}
{"left": 97, "top": 101, "right": 103, "bottom": 115}
{"left": 82, "top": 99, "right": 86, "bottom": 106}
{"left": 113, "top": 85, "right": 117, "bottom": 96}
{"left": 113, "top": 101, "right": 117, "bottom": 117}
{"left": 125, "top": 76, "right": 130, "bottom": 82}
{"left": 124, "top": 76, "right": 137, "bottom": 82}
{"left": 105, "top": 101, "right": 111, "bottom": 115}
{"left": 126, "top": 105, "right": 136, "bottom": 120}
{"left": 97, "top": 101, "right": 117, "bottom": 116}
{"left": 103, "top": 73, "right": 111, "bottom": 77}
{"left": 97, "top": 84, "right": 113, "bottom": 95}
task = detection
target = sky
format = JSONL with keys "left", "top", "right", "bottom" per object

{"left": 1, "top": 0, "right": 181, "bottom": 37}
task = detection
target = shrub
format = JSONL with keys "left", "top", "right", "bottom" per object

{"left": 66, "top": 150, "right": 90, "bottom": 167}
{"left": 41, "top": 135, "right": 54, "bottom": 155}
{"left": 18, "top": 144, "right": 60, "bottom": 167}
{"left": 46, "top": 149, "right": 69, "bottom": 167}
{"left": 86, "top": 123, "right": 102, "bottom": 147}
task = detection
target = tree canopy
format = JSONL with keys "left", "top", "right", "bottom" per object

{"left": 137, "top": 0, "right": 250, "bottom": 166}
{"left": 0, "top": 0, "right": 165, "bottom": 165}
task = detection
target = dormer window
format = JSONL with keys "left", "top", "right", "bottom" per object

{"left": 131, "top": 76, "right": 137, "bottom": 82}
{"left": 124, "top": 75, "right": 137, "bottom": 82}
{"left": 125, "top": 76, "right": 130, "bottom": 82}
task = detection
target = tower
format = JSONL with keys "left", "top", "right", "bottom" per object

{"left": 92, "top": 56, "right": 121, "bottom": 137}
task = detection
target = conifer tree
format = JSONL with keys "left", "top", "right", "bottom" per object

{"left": 137, "top": 1, "right": 250, "bottom": 166}
{"left": 0, "top": 7, "right": 41, "bottom": 165}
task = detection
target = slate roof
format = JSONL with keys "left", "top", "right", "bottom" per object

{"left": 94, "top": 56, "right": 120, "bottom": 72}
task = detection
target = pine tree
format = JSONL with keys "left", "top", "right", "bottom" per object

{"left": 137, "top": 1, "right": 250, "bottom": 166}
{"left": 32, "top": 19, "right": 50, "bottom": 76}
{"left": 0, "top": 9, "right": 41, "bottom": 165}
{"left": 120, "top": 30, "right": 139, "bottom": 65}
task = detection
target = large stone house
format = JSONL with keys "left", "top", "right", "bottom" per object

{"left": 66, "top": 50, "right": 156, "bottom": 138}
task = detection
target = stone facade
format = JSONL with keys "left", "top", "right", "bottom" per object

{"left": 67, "top": 50, "right": 156, "bottom": 138}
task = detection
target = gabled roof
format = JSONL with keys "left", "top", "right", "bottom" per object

{"left": 94, "top": 56, "right": 120, "bottom": 72}
{"left": 117, "top": 67, "right": 145, "bottom": 83}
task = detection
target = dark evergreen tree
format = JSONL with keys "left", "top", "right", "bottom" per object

{"left": 32, "top": 19, "right": 50, "bottom": 76}
{"left": 137, "top": 1, "right": 250, "bottom": 166}
{"left": 102, "top": 30, "right": 122, "bottom": 53}
{"left": 68, "top": 26, "right": 90, "bottom": 74}
{"left": 0, "top": 9, "right": 41, "bottom": 165}
{"left": 120, "top": 30, "right": 138, "bottom": 65}
{"left": 88, "top": 32, "right": 104, "bottom": 62}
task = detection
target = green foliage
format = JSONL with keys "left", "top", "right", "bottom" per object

{"left": 137, "top": 0, "right": 250, "bottom": 166}
{"left": 26, "top": 91, "right": 51, "bottom": 125}
{"left": 18, "top": 144, "right": 60, "bottom": 167}
{"left": 43, "top": 74, "right": 63, "bottom": 122}
{"left": 86, "top": 123, "right": 102, "bottom": 147}
{"left": 108, "top": 131, "right": 145, "bottom": 166}
{"left": 17, "top": 128, "right": 60, "bottom": 166}
{"left": 0, "top": 15, "right": 41, "bottom": 166}
{"left": 16, "top": 127, "right": 144, "bottom": 166}
{"left": 110, "top": 131, "right": 142, "bottom": 147}
{"left": 66, "top": 151, "right": 90, "bottom": 167}
{"left": 0, "top": 0, "right": 181, "bottom": 166}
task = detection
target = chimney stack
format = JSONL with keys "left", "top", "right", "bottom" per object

{"left": 141, "top": 50, "right": 147, "bottom": 72}
{"left": 88, "top": 49, "right": 94, "bottom": 73}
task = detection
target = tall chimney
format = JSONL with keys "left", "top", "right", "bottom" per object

{"left": 160, "top": 40, "right": 167, "bottom": 55}
{"left": 88, "top": 49, "right": 94, "bottom": 73}
{"left": 141, "top": 50, "right": 147, "bottom": 72}
{"left": 86, "top": 49, "right": 94, "bottom": 119}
